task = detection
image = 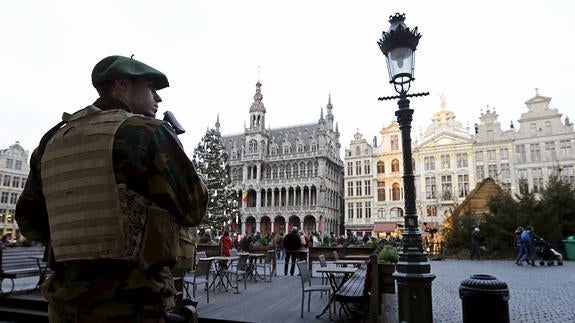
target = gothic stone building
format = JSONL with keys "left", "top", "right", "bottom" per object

{"left": 221, "top": 82, "right": 344, "bottom": 237}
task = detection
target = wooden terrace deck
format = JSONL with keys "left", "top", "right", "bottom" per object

{"left": 0, "top": 261, "right": 385, "bottom": 322}
{"left": 194, "top": 262, "right": 379, "bottom": 323}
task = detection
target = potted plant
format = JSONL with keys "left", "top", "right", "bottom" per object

{"left": 259, "top": 236, "right": 269, "bottom": 247}
{"left": 377, "top": 245, "right": 398, "bottom": 294}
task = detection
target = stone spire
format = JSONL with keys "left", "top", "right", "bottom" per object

{"left": 326, "top": 94, "right": 334, "bottom": 131}
{"left": 215, "top": 114, "right": 220, "bottom": 132}
{"left": 249, "top": 81, "right": 266, "bottom": 130}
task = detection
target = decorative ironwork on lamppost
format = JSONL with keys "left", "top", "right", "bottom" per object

{"left": 377, "top": 13, "right": 436, "bottom": 322}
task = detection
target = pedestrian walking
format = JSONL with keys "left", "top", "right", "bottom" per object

{"left": 276, "top": 232, "right": 285, "bottom": 259}
{"left": 470, "top": 227, "right": 481, "bottom": 260}
{"left": 526, "top": 226, "right": 540, "bottom": 265}
{"left": 220, "top": 231, "right": 233, "bottom": 257}
{"left": 299, "top": 231, "right": 310, "bottom": 262}
{"left": 283, "top": 227, "right": 302, "bottom": 276}
{"left": 517, "top": 226, "right": 536, "bottom": 266}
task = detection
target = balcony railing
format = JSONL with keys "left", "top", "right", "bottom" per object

{"left": 242, "top": 205, "right": 318, "bottom": 215}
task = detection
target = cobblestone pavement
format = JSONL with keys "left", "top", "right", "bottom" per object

{"left": 383, "top": 259, "right": 575, "bottom": 323}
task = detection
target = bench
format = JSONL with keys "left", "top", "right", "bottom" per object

{"left": 334, "top": 253, "right": 381, "bottom": 322}
{"left": 0, "top": 245, "right": 47, "bottom": 295}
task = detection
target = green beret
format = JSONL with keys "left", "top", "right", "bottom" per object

{"left": 91, "top": 55, "right": 169, "bottom": 90}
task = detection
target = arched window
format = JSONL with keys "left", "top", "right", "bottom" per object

{"left": 248, "top": 139, "right": 257, "bottom": 154}
{"left": 265, "top": 166, "right": 271, "bottom": 179}
{"left": 392, "top": 183, "right": 401, "bottom": 200}
{"left": 355, "top": 146, "right": 361, "bottom": 155}
{"left": 310, "top": 142, "right": 317, "bottom": 152}
{"left": 391, "top": 135, "right": 399, "bottom": 150}
{"left": 378, "top": 208, "right": 385, "bottom": 219}
{"left": 272, "top": 165, "right": 278, "bottom": 179}
{"left": 377, "top": 181, "right": 386, "bottom": 201}
{"left": 377, "top": 161, "right": 385, "bottom": 174}
{"left": 391, "top": 159, "right": 400, "bottom": 172}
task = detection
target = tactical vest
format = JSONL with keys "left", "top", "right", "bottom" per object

{"left": 41, "top": 106, "right": 178, "bottom": 268}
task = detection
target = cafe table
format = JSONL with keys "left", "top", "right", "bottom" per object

{"left": 333, "top": 259, "right": 365, "bottom": 268}
{"left": 240, "top": 252, "right": 266, "bottom": 281}
{"left": 343, "top": 254, "right": 370, "bottom": 260}
{"left": 315, "top": 266, "right": 357, "bottom": 319}
{"left": 199, "top": 256, "right": 238, "bottom": 291}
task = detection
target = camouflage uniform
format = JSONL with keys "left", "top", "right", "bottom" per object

{"left": 16, "top": 84, "right": 207, "bottom": 320}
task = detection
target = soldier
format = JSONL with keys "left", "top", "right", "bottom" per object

{"left": 15, "top": 55, "right": 208, "bottom": 322}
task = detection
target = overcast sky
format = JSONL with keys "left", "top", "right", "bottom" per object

{"left": 2, "top": 1, "right": 574, "bottom": 159}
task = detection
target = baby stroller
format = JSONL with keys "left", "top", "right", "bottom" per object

{"left": 533, "top": 238, "right": 563, "bottom": 266}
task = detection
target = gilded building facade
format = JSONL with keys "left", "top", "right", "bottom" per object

{"left": 222, "top": 82, "right": 344, "bottom": 236}
{"left": 344, "top": 91, "right": 575, "bottom": 237}
{"left": 414, "top": 97, "right": 475, "bottom": 229}
{"left": 0, "top": 142, "right": 29, "bottom": 240}
{"left": 475, "top": 91, "right": 575, "bottom": 195}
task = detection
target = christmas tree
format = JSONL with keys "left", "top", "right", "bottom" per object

{"left": 192, "top": 119, "right": 239, "bottom": 232}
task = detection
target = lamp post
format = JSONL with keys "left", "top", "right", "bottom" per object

{"left": 378, "top": 13, "right": 435, "bottom": 322}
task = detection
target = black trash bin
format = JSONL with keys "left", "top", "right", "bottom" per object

{"left": 459, "top": 274, "right": 509, "bottom": 323}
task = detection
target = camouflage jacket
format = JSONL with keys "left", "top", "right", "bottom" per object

{"left": 15, "top": 97, "right": 208, "bottom": 308}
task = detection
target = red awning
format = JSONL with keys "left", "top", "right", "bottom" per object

{"left": 373, "top": 223, "right": 397, "bottom": 233}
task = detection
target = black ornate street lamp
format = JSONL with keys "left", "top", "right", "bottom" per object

{"left": 378, "top": 13, "right": 435, "bottom": 322}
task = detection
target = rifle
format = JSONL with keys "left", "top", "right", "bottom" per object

{"left": 163, "top": 111, "right": 186, "bottom": 135}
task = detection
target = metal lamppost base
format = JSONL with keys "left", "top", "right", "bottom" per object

{"left": 394, "top": 270, "right": 435, "bottom": 323}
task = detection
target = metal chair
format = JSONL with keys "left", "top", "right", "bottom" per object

{"left": 296, "top": 261, "right": 332, "bottom": 319}
{"left": 318, "top": 254, "right": 341, "bottom": 293}
{"left": 183, "top": 259, "right": 211, "bottom": 304}
{"left": 318, "top": 254, "right": 329, "bottom": 286}
{"left": 332, "top": 250, "right": 344, "bottom": 267}
{"left": 196, "top": 251, "right": 207, "bottom": 260}
{"left": 195, "top": 250, "right": 218, "bottom": 279}
{"left": 223, "top": 253, "right": 248, "bottom": 293}
{"left": 255, "top": 250, "right": 274, "bottom": 282}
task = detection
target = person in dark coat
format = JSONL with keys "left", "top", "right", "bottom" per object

{"left": 470, "top": 227, "right": 481, "bottom": 260}
{"left": 514, "top": 226, "right": 524, "bottom": 265}
{"left": 283, "top": 227, "right": 302, "bottom": 276}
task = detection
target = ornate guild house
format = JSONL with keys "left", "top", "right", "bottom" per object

{"left": 0, "top": 142, "right": 29, "bottom": 240}
{"left": 221, "top": 82, "right": 344, "bottom": 236}
{"left": 344, "top": 91, "right": 575, "bottom": 238}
